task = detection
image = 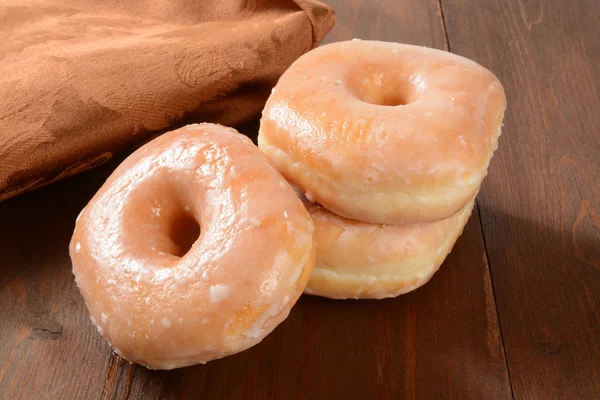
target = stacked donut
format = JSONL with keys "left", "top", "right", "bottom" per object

{"left": 70, "top": 40, "right": 505, "bottom": 369}
{"left": 258, "top": 40, "right": 506, "bottom": 299}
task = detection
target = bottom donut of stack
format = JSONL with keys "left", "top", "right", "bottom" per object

{"left": 302, "top": 196, "right": 476, "bottom": 300}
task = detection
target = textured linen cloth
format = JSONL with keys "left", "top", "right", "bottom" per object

{"left": 0, "top": 0, "right": 334, "bottom": 201}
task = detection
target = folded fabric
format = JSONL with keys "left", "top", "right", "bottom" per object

{"left": 0, "top": 0, "right": 334, "bottom": 201}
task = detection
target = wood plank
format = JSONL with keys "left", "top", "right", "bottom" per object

{"left": 0, "top": 163, "right": 119, "bottom": 399}
{"left": 440, "top": 0, "right": 600, "bottom": 398}
{"left": 103, "top": 1, "right": 512, "bottom": 398}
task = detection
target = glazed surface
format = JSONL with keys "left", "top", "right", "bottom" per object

{"left": 70, "top": 124, "right": 315, "bottom": 369}
{"left": 259, "top": 40, "right": 505, "bottom": 224}
{"left": 304, "top": 199, "right": 475, "bottom": 299}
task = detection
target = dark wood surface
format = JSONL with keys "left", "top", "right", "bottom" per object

{"left": 441, "top": 0, "right": 600, "bottom": 398}
{"left": 0, "top": 0, "right": 598, "bottom": 399}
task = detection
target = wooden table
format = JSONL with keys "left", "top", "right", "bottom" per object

{"left": 1, "top": 0, "right": 599, "bottom": 398}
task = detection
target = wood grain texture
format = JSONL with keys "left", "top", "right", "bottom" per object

{"left": 0, "top": 0, "right": 519, "bottom": 399}
{"left": 440, "top": 0, "right": 600, "bottom": 398}
{"left": 0, "top": 164, "right": 118, "bottom": 399}
{"left": 94, "top": 1, "right": 511, "bottom": 399}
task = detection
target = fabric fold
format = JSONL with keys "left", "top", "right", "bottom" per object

{"left": 0, "top": 0, "right": 335, "bottom": 201}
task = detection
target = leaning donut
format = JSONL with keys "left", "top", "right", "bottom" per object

{"left": 259, "top": 40, "right": 505, "bottom": 224}
{"left": 70, "top": 124, "right": 315, "bottom": 370}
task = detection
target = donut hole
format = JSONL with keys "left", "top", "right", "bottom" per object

{"left": 379, "top": 94, "right": 407, "bottom": 107}
{"left": 361, "top": 91, "right": 409, "bottom": 107}
{"left": 348, "top": 68, "right": 417, "bottom": 107}
{"left": 120, "top": 176, "right": 203, "bottom": 261}
{"left": 167, "top": 211, "right": 201, "bottom": 258}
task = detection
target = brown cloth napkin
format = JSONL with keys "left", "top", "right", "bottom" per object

{"left": 0, "top": 0, "right": 334, "bottom": 201}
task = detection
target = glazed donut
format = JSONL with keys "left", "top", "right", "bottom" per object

{"left": 303, "top": 198, "right": 475, "bottom": 299}
{"left": 70, "top": 124, "right": 315, "bottom": 370}
{"left": 259, "top": 40, "right": 505, "bottom": 224}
